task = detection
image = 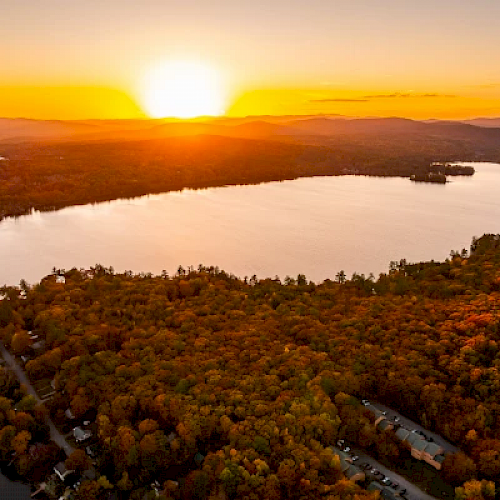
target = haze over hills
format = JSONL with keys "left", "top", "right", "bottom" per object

{"left": 2, "top": 115, "right": 500, "bottom": 144}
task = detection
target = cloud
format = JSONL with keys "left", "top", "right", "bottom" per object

{"left": 466, "top": 83, "right": 500, "bottom": 89}
{"left": 310, "top": 98, "right": 369, "bottom": 103}
{"left": 363, "top": 93, "right": 456, "bottom": 99}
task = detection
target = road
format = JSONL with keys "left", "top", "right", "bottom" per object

{"left": 365, "top": 401, "right": 459, "bottom": 454}
{"left": 352, "top": 446, "right": 438, "bottom": 500}
{"left": 0, "top": 341, "right": 75, "bottom": 456}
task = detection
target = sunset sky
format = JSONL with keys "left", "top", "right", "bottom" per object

{"left": 2, "top": 0, "right": 500, "bottom": 119}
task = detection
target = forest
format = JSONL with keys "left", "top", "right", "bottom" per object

{"left": 1, "top": 235, "right": 500, "bottom": 499}
{"left": 1, "top": 116, "right": 498, "bottom": 221}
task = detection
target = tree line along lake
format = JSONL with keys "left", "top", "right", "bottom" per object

{"left": 1, "top": 162, "right": 500, "bottom": 287}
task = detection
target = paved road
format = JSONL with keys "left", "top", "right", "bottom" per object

{"left": 365, "top": 401, "right": 459, "bottom": 454}
{"left": 351, "top": 446, "right": 438, "bottom": 500}
{"left": 0, "top": 341, "right": 75, "bottom": 456}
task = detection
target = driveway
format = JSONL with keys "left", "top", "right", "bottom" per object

{"left": 365, "top": 402, "right": 459, "bottom": 454}
{"left": 0, "top": 341, "right": 75, "bottom": 456}
{"left": 352, "top": 446, "right": 439, "bottom": 500}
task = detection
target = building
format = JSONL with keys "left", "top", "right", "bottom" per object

{"left": 329, "top": 447, "right": 365, "bottom": 483}
{"left": 367, "top": 482, "right": 400, "bottom": 500}
{"left": 54, "top": 462, "right": 74, "bottom": 481}
{"left": 56, "top": 276, "right": 66, "bottom": 284}
{"left": 394, "top": 428, "right": 445, "bottom": 469}
{"left": 73, "top": 427, "right": 92, "bottom": 442}
{"left": 378, "top": 418, "right": 394, "bottom": 432}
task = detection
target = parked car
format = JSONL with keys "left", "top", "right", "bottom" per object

{"left": 343, "top": 446, "right": 351, "bottom": 452}
{"left": 400, "top": 489, "right": 407, "bottom": 495}
{"left": 382, "top": 477, "right": 392, "bottom": 486}
{"left": 392, "top": 483, "right": 399, "bottom": 490}
{"left": 393, "top": 417, "right": 400, "bottom": 423}
{"left": 351, "top": 455, "right": 359, "bottom": 461}
{"left": 361, "top": 463, "right": 370, "bottom": 470}
{"left": 361, "top": 400, "right": 370, "bottom": 406}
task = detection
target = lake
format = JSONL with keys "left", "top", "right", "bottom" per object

{"left": 1, "top": 162, "right": 499, "bottom": 286}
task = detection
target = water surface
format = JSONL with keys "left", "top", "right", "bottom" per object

{"left": 1, "top": 163, "right": 499, "bottom": 286}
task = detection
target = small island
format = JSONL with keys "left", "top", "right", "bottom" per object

{"left": 410, "top": 172, "right": 447, "bottom": 183}
{"left": 410, "top": 163, "right": 475, "bottom": 183}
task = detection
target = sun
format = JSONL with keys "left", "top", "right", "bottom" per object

{"left": 141, "top": 60, "right": 225, "bottom": 119}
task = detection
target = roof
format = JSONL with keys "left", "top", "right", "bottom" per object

{"left": 32, "top": 340, "right": 46, "bottom": 351}
{"left": 412, "top": 439, "right": 428, "bottom": 451}
{"left": 54, "top": 462, "right": 67, "bottom": 475}
{"left": 378, "top": 419, "right": 393, "bottom": 431}
{"left": 380, "top": 488, "right": 398, "bottom": 500}
{"left": 367, "top": 482, "right": 383, "bottom": 492}
{"left": 424, "top": 442, "right": 443, "bottom": 457}
{"left": 405, "top": 432, "right": 424, "bottom": 445}
{"left": 434, "top": 454, "right": 446, "bottom": 463}
{"left": 395, "top": 428, "right": 410, "bottom": 441}
{"left": 344, "top": 464, "right": 363, "bottom": 479}
{"left": 329, "top": 446, "right": 351, "bottom": 461}
{"left": 73, "top": 427, "right": 91, "bottom": 441}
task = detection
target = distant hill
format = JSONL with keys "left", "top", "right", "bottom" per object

{"left": 0, "top": 118, "right": 100, "bottom": 142}
{"left": 461, "top": 118, "right": 500, "bottom": 128}
{"left": 3, "top": 115, "right": 500, "bottom": 146}
{"left": 283, "top": 117, "right": 427, "bottom": 135}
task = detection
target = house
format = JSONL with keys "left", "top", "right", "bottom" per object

{"left": 430, "top": 454, "right": 446, "bottom": 470}
{"left": 65, "top": 409, "right": 75, "bottom": 420}
{"left": 85, "top": 445, "right": 97, "bottom": 458}
{"left": 54, "top": 462, "right": 75, "bottom": 481}
{"left": 56, "top": 276, "right": 66, "bottom": 284}
{"left": 421, "top": 442, "right": 445, "bottom": 468}
{"left": 394, "top": 427, "right": 445, "bottom": 469}
{"left": 31, "top": 340, "right": 46, "bottom": 354}
{"left": 377, "top": 418, "right": 394, "bottom": 432}
{"left": 410, "top": 437, "right": 428, "bottom": 460}
{"left": 395, "top": 428, "right": 411, "bottom": 442}
{"left": 367, "top": 482, "right": 399, "bottom": 500}
{"left": 329, "top": 447, "right": 365, "bottom": 483}
{"left": 73, "top": 427, "right": 92, "bottom": 442}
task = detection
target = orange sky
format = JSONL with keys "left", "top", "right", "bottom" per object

{"left": 2, "top": 0, "right": 500, "bottom": 119}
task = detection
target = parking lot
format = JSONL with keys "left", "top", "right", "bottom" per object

{"left": 341, "top": 443, "right": 439, "bottom": 500}
{"left": 361, "top": 400, "right": 459, "bottom": 454}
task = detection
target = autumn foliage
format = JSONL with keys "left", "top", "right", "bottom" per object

{"left": 2, "top": 235, "right": 500, "bottom": 498}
